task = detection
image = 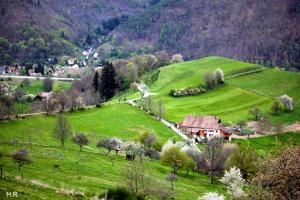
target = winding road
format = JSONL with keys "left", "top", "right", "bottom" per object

{"left": 126, "top": 82, "right": 190, "bottom": 141}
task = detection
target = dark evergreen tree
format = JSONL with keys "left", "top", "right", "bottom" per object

{"left": 35, "top": 63, "right": 44, "bottom": 75}
{"left": 92, "top": 71, "right": 99, "bottom": 92}
{"left": 99, "top": 63, "right": 117, "bottom": 101}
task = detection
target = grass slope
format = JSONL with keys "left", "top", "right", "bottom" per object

{"left": 0, "top": 104, "right": 226, "bottom": 199}
{"left": 18, "top": 80, "right": 71, "bottom": 95}
{"left": 149, "top": 56, "right": 300, "bottom": 123}
{"left": 233, "top": 132, "right": 300, "bottom": 156}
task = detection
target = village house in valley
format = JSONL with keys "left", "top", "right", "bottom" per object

{"left": 34, "top": 92, "right": 53, "bottom": 101}
{"left": 177, "top": 115, "right": 232, "bottom": 142}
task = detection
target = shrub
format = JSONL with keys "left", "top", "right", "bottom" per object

{"left": 96, "top": 103, "right": 102, "bottom": 108}
{"left": 106, "top": 187, "right": 144, "bottom": 200}
{"left": 160, "top": 146, "right": 191, "bottom": 174}
{"left": 198, "top": 192, "right": 225, "bottom": 200}
{"left": 271, "top": 100, "right": 284, "bottom": 115}
{"left": 152, "top": 141, "right": 163, "bottom": 151}
{"left": 169, "top": 86, "right": 205, "bottom": 97}
{"left": 97, "top": 138, "right": 123, "bottom": 155}
{"left": 144, "top": 69, "right": 160, "bottom": 86}
{"left": 227, "top": 146, "right": 259, "bottom": 179}
{"left": 171, "top": 54, "right": 183, "bottom": 63}
{"left": 144, "top": 148, "right": 160, "bottom": 159}
{"left": 279, "top": 94, "right": 294, "bottom": 111}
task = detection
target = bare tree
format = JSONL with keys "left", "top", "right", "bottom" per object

{"left": 72, "top": 133, "right": 89, "bottom": 151}
{"left": 11, "top": 149, "right": 32, "bottom": 179}
{"left": 155, "top": 51, "right": 169, "bottom": 67}
{"left": 186, "top": 147, "right": 205, "bottom": 171}
{"left": 204, "top": 137, "right": 224, "bottom": 184}
{"left": 145, "top": 96, "right": 152, "bottom": 113}
{"left": 42, "top": 96, "right": 56, "bottom": 115}
{"left": 56, "top": 91, "right": 70, "bottom": 111}
{"left": 156, "top": 99, "right": 164, "bottom": 121}
{"left": 97, "top": 138, "right": 123, "bottom": 155}
{"left": 123, "top": 161, "right": 146, "bottom": 196}
{"left": 166, "top": 173, "right": 178, "bottom": 190}
{"left": 69, "top": 89, "right": 81, "bottom": 110}
{"left": 154, "top": 180, "right": 174, "bottom": 200}
{"left": 43, "top": 77, "right": 53, "bottom": 92}
{"left": 53, "top": 114, "right": 71, "bottom": 153}
{"left": 15, "top": 88, "right": 25, "bottom": 114}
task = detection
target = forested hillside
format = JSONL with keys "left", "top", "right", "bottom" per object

{"left": 0, "top": 0, "right": 152, "bottom": 64}
{"left": 114, "top": 0, "right": 300, "bottom": 68}
{"left": 0, "top": 0, "right": 299, "bottom": 69}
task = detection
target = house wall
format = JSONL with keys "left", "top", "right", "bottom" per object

{"left": 180, "top": 126, "right": 231, "bottom": 142}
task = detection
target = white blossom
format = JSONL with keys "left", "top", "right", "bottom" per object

{"left": 279, "top": 94, "right": 293, "bottom": 111}
{"left": 123, "top": 141, "right": 143, "bottom": 156}
{"left": 171, "top": 54, "right": 184, "bottom": 63}
{"left": 214, "top": 68, "right": 225, "bottom": 84}
{"left": 221, "top": 166, "right": 245, "bottom": 198}
{"left": 198, "top": 192, "right": 225, "bottom": 200}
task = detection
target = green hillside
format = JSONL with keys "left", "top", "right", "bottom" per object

{"left": 149, "top": 56, "right": 300, "bottom": 124}
{"left": 0, "top": 104, "right": 227, "bottom": 199}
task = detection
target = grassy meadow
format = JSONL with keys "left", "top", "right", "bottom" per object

{"left": 17, "top": 79, "right": 72, "bottom": 95}
{"left": 147, "top": 56, "right": 300, "bottom": 124}
{"left": 232, "top": 132, "right": 300, "bottom": 156}
{"left": 5, "top": 79, "right": 72, "bottom": 114}
{"left": 0, "top": 104, "right": 228, "bottom": 199}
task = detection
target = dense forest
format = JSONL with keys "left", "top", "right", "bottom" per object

{"left": 0, "top": 0, "right": 299, "bottom": 69}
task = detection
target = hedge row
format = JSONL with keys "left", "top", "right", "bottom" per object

{"left": 169, "top": 86, "right": 206, "bottom": 97}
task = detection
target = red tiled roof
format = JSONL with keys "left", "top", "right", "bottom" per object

{"left": 36, "top": 92, "right": 52, "bottom": 99}
{"left": 181, "top": 115, "right": 220, "bottom": 129}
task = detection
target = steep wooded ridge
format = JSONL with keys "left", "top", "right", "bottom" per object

{"left": 0, "top": 0, "right": 150, "bottom": 40}
{"left": 115, "top": 0, "right": 300, "bottom": 67}
{"left": 0, "top": 0, "right": 152, "bottom": 63}
{"left": 0, "top": 0, "right": 300, "bottom": 68}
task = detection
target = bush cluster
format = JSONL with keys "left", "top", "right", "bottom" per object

{"left": 144, "top": 69, "right": 160, "bottom": 86}
{"left": 169, "top": 86, "right": 205, "bottom": 97}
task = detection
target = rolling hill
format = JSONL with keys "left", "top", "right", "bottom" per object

{"left": 148, "top": 56, "right": 300, "bottom": 124}
{"left": 0, "top": 104, "right": 227, "bottom": 199}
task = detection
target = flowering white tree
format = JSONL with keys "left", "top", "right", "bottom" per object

{"left": 198, "top": 192, "right": 225, "bottom": 200}
{"left": 171, "top": 54, "right": 184, "bottom": 63}
{"left": 123, "top": 141, "right": 144, "bottom": 160}
{"left": 162, "top": 139, "right": 197, "bottom": 153}
{"left": 279, "top": 95, "right": 294, "bottom": 111}
{"left": 221, "top": 166, "right": 245, "bottom": 198}
{"left": 214, "top": 68, "right": 225, "bottom": 84}
{"left": 161, "top": 139, "right": 176, "bottom": 153}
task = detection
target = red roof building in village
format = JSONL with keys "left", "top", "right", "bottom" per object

{"left": 177, "top": 115, "right": 232, "bottom": 142}
{"left": 34, "top": 92, "right": 53, "bottom": 101}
